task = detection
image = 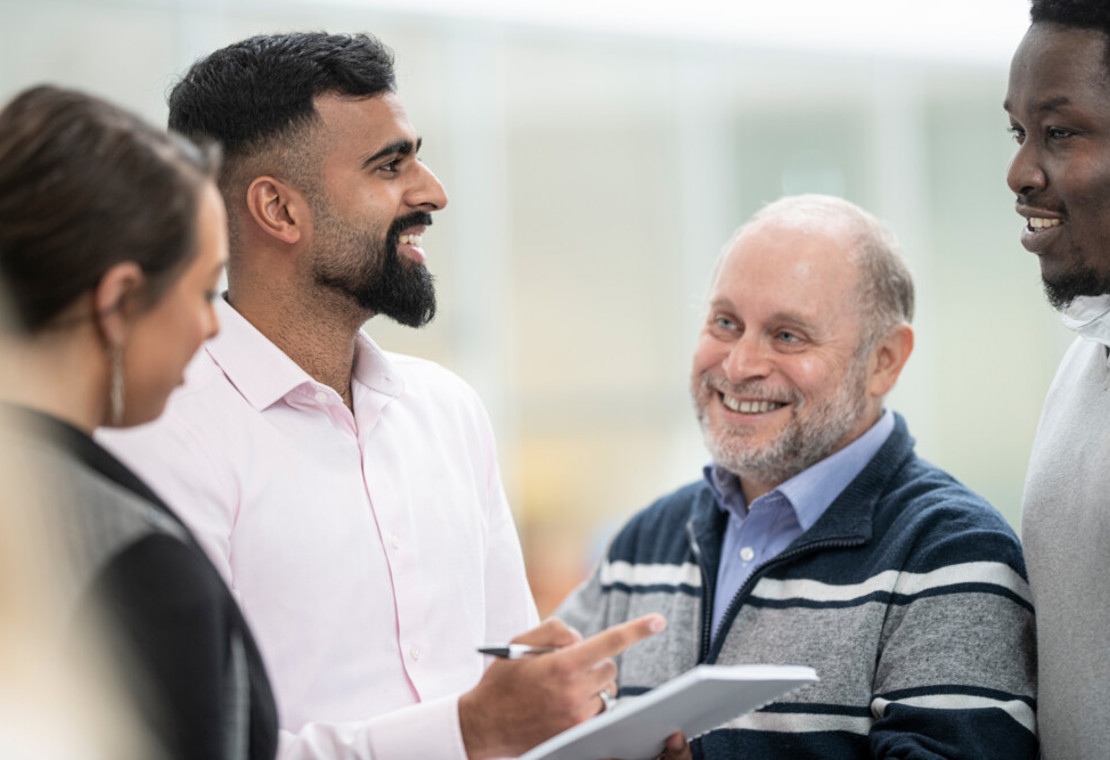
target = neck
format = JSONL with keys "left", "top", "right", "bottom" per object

{"left": 227, "top": 282, "right": 368, "bottom": 409}
{"left": 0, "top": 331, "right": 107, "bottom": 434}
{"left": 739, "top": 477, "right": 778, "bottom": 506}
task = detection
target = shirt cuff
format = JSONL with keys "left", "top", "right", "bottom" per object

{"left": 367, "top": 694, "right": 468, "bottom": 760}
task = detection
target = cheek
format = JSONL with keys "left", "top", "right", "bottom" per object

{"left": 136, "top": 303, "right": 210, "bottom": 379}
{"left": 182, "top": 303, "right": 214, "bottom": 349}
{"left": 691, "top": 336, "right": 726, "bottom": 379}
{"left": 787, "top": 355, "right": 843, "bottom": 398}
{"left": 1063, "top": 162, "right": 1110, "bottom": 215}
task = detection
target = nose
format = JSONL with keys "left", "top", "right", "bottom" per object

{"left": 205, "top": 301, "right": 220, "bottom": 341}
{"left": 406, "top": 161, "right": 448, "bottom": 211}
{"left": 722, "top": 333, "right": 772, "bottom": 385}
{"left": 1007, "top": 140, "right": 1046, "bottom": 198}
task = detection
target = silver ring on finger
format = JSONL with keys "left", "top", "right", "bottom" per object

{"left": 598, "top": 686, "right": 617, "bottom": 713}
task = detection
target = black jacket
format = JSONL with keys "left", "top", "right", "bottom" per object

{"left": 13, "top": 407, "right": 279, "bottom": 760}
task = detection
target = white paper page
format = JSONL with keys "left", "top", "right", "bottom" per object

{"left": 519, "top": 664, "right": 818, "bottom": 760}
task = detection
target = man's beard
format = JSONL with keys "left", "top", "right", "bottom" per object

{"left": 313, "top": 209, "right": 437, "bottom": 328}
{"left": 693, "top": 358, "right": 868, "bottom": 486}
{"left": 1043, "top": 262, "right": 1110, "bottom": 311}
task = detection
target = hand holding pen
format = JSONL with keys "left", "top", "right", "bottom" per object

{"left": 458, "top": 614, "right": 666, "bottom": 760}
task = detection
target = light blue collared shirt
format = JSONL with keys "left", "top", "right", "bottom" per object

{"left": 705, "top": 409, "right": 895, "bottom": 641}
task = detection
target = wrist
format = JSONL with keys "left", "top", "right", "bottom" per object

{"left": 459, "top": 688, "right": 499, "bottom": 760}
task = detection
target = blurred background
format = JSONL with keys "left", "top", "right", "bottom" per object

{"left": 1, "top": 0, "right": 1065, "bottom": 615}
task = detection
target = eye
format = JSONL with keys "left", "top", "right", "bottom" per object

{"left": 776, "top": 330, "right": 802, "bottom": 344}
{"left": 1046, "top": 126, "right": 1076, "bottom": 141}
{"left": 378, "top": 157, "right": 402, "bottom": 174}
{"left": 1007, "top": 125, "right": 1026, "bottom": 145}
{"left": 714, "top": 315, "right": 737, "bottom": 331}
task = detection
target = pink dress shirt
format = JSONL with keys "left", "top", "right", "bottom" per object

{"left": 99, "top": 299, "right": 538, "bottom": 759}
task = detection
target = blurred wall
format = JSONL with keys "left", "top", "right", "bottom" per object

{"left": 1, "top": 0, "right": 1070, "bottom": 615}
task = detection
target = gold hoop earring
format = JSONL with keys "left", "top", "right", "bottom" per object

{"left": 108, "top": 341, "right": 125, "bottom": 426}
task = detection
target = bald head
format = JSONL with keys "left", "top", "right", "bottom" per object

{"left": 717, "top": 194, "right": 914, "bottom": 353}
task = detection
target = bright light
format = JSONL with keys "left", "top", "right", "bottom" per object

{"left": 324, "top": 0, "right": 1030, "bottom": 64}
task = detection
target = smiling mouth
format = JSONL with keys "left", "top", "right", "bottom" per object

{"left": 721, "top": 394, "right": 787, "bottom": 414}
{"left": 1026, "top": 217, "right": 1063, "bottom": 232}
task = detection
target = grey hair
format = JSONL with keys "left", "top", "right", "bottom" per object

{"left": 715, "top": 194, "right": 914, "bottom": 354}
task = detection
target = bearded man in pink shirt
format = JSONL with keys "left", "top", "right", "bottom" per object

{"left": 100, "top": 31, "right": 666, "bottom": 760}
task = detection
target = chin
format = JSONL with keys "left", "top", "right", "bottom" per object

{"left": 114, "top": 399, "right": 170, "bottom": 429}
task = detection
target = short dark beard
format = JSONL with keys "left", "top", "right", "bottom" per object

{"left": 314, "top": 209, "right": 437, "bottom": 327}
{"left": 357, "top": 211, "right": 437, "bottom": 327}
{"left": 1043, "top": 264, "right": 1110, "bottom": 311}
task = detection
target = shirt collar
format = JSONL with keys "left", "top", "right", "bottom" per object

{"left": 703, "top": 408, "right": 896, "bottom": 532}
{"left": 1061, "top": 294, "right": 1110, "bottom": 358}
{"left": 204, "top": 297, "right": 403, "bottom": 411}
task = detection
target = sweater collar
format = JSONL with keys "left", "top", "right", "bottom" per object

{"left": 689, "top": 411, "right": 915, "bottom": 553}
{"left": 1061, "top": 295, "right": 1110, "bottom": 361}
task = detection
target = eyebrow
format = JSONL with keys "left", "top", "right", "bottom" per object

{"left": 708, "top": 300, "right": 817, "bottom": 330}
{"left": 360, "top": 137, "right": 423, "bottom": 169}
{"left": 1003, "top": 95, "right": 1071, "bottom": 114}
{"left": 767, "top": 310, "right": 817, "bottom": 331}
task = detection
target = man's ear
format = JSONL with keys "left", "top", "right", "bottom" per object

{"left": 245, "top": 175, "right": 307, "bottom": 245}
{"left": 866, "top": 323, "right": 914, "bottom": 399}
{"left": 94, "top": 261, "right": 144, "bottom": 346}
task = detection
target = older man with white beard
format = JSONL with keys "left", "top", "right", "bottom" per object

{"left": 556, "top": 195, "right": 1038, "bottom": 760}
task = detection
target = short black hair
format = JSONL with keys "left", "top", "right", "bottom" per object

{"left": 168, "top": 32, "right": 396, "bottom": 160}
{"left": 1031, "top": 0, "right": 1110, "bottom": 31}
{"left": 1030, "top": 1, "right": 1110, "bottom": 81}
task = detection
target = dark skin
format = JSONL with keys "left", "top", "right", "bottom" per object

{"left": 1005, "top": 22, "right": 1110, "bottom": 307}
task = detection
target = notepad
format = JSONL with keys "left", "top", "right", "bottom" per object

{"left": 518, "top": 664, "right": 818, "bottom": 760}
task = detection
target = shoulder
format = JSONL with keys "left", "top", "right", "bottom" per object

{"left": 381, "top": 349, "right": 494, "bottom": 431}
{"left": 384, "top": 350, "right": 482, "bottom": 401}
{"left": 884, "top": 454, "right": 1012, "bottom": 532}
{"left": 1041, "top": 335, "right": 1106, "bottom": 410}
{"left": 876, "top": 453, "right": 1025, "bottom": 574}
{"left": 27, "top": 445, "right": 186, "bottom": 578}
{"left": 1056, "top": 333, "right": 1101, "bottom": 373}
{"left": 159, "top": 347, "right": 251, "bottom": 427}
{"left": 98, "top": 533, "right": 226, "bottom": 611}
{"left": 101, "top": 534, "right": 228, "bottom": 613}
{"left": 98, "top": 349, "right": 247, "bottom": 474}
{"left": 606, "top": 481, "right": 710, "bottom": 564}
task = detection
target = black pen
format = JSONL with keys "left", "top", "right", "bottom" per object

{"left": 477, "top": 644, "right": 557, "bottom": 659}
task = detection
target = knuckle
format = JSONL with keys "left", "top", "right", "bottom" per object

{"left": 548, "top": 659, "right": 574, "bottom": 681}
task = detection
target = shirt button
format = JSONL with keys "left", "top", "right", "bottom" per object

{"left": 410, "top": 646, "right": 421, "bottom": 661}
{"left": 314, "top": 391, "right": 328, "bottom": 404}
{"left": 390, "top": 535, "right": 400, "bottom": 549}
{"left": 740, "top": 546, "right": 755, "bottom": 562}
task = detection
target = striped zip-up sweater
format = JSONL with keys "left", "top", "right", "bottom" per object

{"left": 557, "top": 414, "right": 1037, "bottom": 759}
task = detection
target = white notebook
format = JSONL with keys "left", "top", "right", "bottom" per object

{"left": 518, "top": 664, "right": 818, "bottom": 760}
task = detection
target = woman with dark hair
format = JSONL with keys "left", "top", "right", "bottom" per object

{"left": 0, "top": 85, "right": 278, "bottom": 760}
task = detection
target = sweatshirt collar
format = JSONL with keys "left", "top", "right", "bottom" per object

{"left": 1061, "top": 295, "right": 1110, "bottom": 359}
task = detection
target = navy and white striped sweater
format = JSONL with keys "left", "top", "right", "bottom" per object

{"left": 557, "top": 414, "right": 1037, "bottom": 759}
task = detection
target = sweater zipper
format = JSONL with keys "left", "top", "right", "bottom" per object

{"left": 687, "top": 520, "right": 715, "bottom": 664}
{"left": 698, "top": 536, "right": 866, "bottom": 664}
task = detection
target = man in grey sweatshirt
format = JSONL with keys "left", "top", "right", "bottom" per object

{"left": 1005, "top": 2, "right": 1110, "bottom": 757}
